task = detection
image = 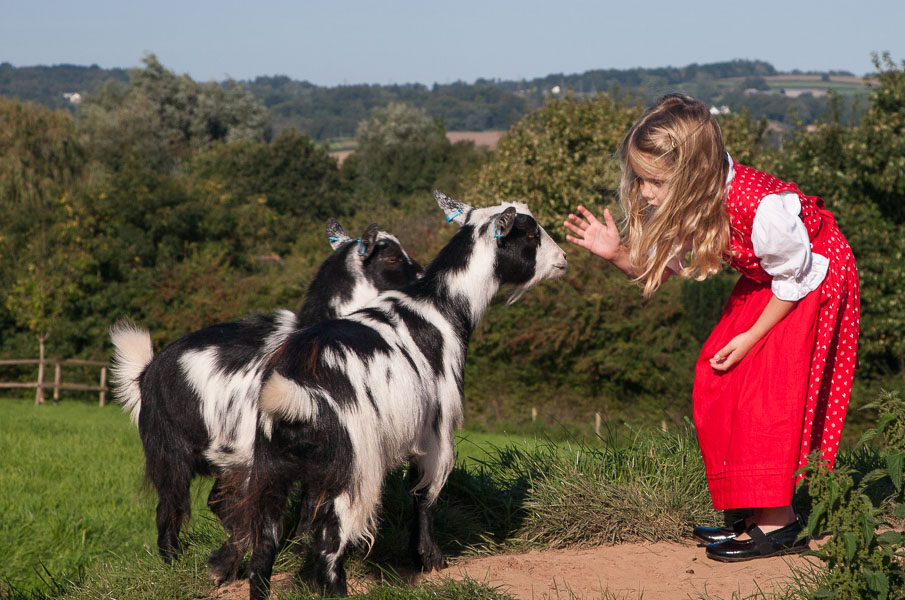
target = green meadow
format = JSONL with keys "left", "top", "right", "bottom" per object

{"left": 0, "top": 397, "right": 719, "bottom": 598}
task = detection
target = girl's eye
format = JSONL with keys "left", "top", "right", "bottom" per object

{"left": 651, "top": 180, "right": 664, "bottom": 186}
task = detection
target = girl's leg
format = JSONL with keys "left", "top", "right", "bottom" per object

{"left": 734, "top": 505, "right": 796, "bottom": 540}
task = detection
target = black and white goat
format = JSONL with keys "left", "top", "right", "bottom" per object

{"left": 109, "top": 219, "right": 422, "bottom": 573}
{"left": 218, "top": 191, "right": 567, "bottom": 599}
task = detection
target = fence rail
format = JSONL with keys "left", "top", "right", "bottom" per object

{"left": 0, "top": 359, "right": 109, "bottom": 405}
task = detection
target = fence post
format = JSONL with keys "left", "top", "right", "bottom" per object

{"left": 35, "top": 339, "right": 45, "bottom": 405}
{"left": 595, "top": 412, "right": 602, "bottom": 437}
{"left": 53, "top": 362, "right": 62, "bottom": 403}
{"left": 99, "top": 366, "right": 107, "bottom": 406}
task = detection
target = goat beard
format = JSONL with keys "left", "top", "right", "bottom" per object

{"left": 505, "top": 287, "right": 529, "bottom": 305}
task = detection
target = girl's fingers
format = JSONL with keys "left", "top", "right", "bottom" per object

{"left": 603, "top": 208, "right": 617, "bottom": 229}
{"left": 576, "top": 205, "right": 601, "bottom": 225}
{"left": 565, "top": 214, "right": 587, "bottom": 230}
{"left": 564, "top": 234, "right": 588, "bottom": 248}
{"left": 563, "top": 220, "right": 585, "bottom": 236}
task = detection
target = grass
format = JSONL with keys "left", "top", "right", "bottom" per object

{"left": 7, "top": 396, "right": 886, "bottom": 599}
{"left": 0, "top": 399, "right": 215, "bottom": 594}
{"left": 0, "top": 398, "right": 551, "bottom": 597}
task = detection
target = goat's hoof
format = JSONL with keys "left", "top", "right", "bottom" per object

{"left": 208, "top": 567, "right": 236, "bottom": 586}
{"left": 419, "top": 547, "right": 447, "bottom": 572}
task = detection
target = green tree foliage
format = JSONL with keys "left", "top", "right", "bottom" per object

{"left": 77, "top": 54, "right": 269, "bottom": 170}
{"left": 0, "top": 98, "right": 90, "bottom": 359}
{"left": 190, "top": 129, "right": 346, "bottom": 227}
{"left": 348, "top": 102, "right": 453, "bottom": 202}
{"left": 467, "top": 92, "right": 640, "bottom": 226}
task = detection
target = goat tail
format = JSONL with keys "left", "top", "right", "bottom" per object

{"left": 109, "top": 318, "right": 154, "bottom": 426}
{"left": 259, "top": 372, "right": 319, "bottom": 423}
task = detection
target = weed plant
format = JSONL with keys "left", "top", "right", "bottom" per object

{"left": 797, "top": 391, "right": 905, "bottom": 600}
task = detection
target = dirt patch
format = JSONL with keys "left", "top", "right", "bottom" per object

{"left": 432, "top": 540, "right": 819, "bottom": 599}
{"left": 211, "top": 539, "right": 820, "bottom": 599}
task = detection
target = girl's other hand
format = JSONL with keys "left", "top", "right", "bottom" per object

{"left": 709, "top": 332, "right": 757, "bottom": 371}
{"left": 564, "top": 206, "right": 622, "bottom": 260}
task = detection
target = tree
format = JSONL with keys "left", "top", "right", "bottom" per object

{"left": 0, "top": 99, "right": 90, "bottom": 397}
{"left": 467, "top": 92, "right": 641, "bottom": 226}
{"left": 349, "top": 102, "right": 451, "bottom": 202}
{"left": 77, "top": 54, "right": 270, "bottom": 170}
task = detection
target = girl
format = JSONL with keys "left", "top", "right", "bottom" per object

{"left": 564, "top": 94, "right": 859, "bottom": 562}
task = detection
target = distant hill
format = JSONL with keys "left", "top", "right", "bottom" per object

{"left": 0, "top": 59, "right": 873, "bottom": 139}
{"left": 0, "top": 62, "right": 129, "bottom": 111}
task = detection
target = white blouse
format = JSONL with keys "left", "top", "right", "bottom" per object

{"left": 667, "top": 156, "right": 828, "bottom": 301}
{"left": 751, "top": 192, "right": 828, "bottom": 301}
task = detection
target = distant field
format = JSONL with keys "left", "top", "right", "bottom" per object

{"left": 328, "top": 131, "right": 505, "bottom": 164}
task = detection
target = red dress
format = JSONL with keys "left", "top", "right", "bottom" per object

{"left": 692, "top": 163, "right": 860, "bottom": 510}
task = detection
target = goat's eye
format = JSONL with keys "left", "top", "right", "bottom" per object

{"left": 527, "top": 231, "right": 536, "bottom": 239}
{"left": 385, "top": 256, "right": 398, "bottom": 264}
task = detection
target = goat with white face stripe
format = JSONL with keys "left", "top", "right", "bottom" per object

{"left": 109, "top": 219, "right": 422, "bottom": 577}
{"left": 220, "top": 191, "right": 567, "bottom": 599}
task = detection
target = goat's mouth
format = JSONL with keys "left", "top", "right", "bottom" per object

{"left": 553, "top": 262, "right": 567, "bottom": 270}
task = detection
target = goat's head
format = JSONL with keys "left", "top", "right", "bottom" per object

{"left": 327, "top": 218, "right": 423, "bottom": 289}
{"left": 301, "top": 220, "right": 422, "bottom": 320}
{"left": 434, "top": 191, "right": 567, "bottom": 304}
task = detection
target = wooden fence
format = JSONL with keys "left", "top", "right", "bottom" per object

{"left": 0, "top": 359, "right": 109, "bottom": 405}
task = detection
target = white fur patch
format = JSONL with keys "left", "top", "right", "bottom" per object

{"left": 259, "top": 372, "right": 319, "bottom": 423}
{"left": 180, "top": 348, "right": 266, "bottom": 467}
{"left": 109, "top": 320, "right": 154, "bottom": 425}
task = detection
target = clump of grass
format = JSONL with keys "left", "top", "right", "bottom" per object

{"left": 488, "top": 424, "right": 716, "bottom": 548}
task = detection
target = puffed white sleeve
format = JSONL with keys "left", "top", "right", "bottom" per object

{"left": 751, "top": 192, "right": 829, "bottom": 301}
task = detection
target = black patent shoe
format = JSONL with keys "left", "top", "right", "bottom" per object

{"left": 705, "top": 516, "right": 810, "bottom": 562}
{"left": 692, "top": 518, "right": 748, "bottom": 545}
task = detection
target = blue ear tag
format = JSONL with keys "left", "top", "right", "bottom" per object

{"left": 493, "top": 224, "right": 503, "bottom": 238}
{"left": 356, "top": 239, "right": 369, "bottom": 256}
{"left": 329, "top": 237, "right": 340, "bottom": 243}
{"left": 446, "top": 208, "right": 463, "bottom": 222}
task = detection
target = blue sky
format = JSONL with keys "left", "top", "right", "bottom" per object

{"left": 3, "top": 0, "right": 904, "bottom": 85}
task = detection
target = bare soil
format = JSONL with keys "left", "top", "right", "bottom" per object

{"left": 212, "top": 539, "right": 820, "bottom": 599}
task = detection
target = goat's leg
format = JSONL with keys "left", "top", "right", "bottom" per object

{"left": 245, "top": 483, "right": 290, "bottom": 600}
{"left": 310, "top": 500, "right": 348, "bottom": 597}
{"left": 148, "top": 460, "right": 192, "bottom": 562}
{"left": 406, "top": 462, "right": 446, "bottom": 571}
{"left": 207, "top": 477, "right": 246, "bottom": 584}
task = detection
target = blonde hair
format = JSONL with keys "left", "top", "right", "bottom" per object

{"left": 618, "top": 94, "right": 730, "bottom": 296}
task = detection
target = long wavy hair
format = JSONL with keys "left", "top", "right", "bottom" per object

{"left": 618, "top": 94, "right": 731, "bottom": 296}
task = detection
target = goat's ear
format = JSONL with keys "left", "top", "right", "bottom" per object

{"left": 493, "top": 207, "right": 517, "bottom": 240}
{"left": 434, "top": 190, "right": 470, "bottom": 226}
{"left": 326, "top": 218, "right": 351, "bottom": 251}
{"left": 357, "top": 223, "right": 380, "bottom": 260}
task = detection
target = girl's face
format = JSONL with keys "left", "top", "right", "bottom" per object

{"left": 630, "top": 157, "right": 671, "bottom": 207}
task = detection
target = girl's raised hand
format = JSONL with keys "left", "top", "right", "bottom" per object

{"left": 564, "top": 206, "right": 622, "bottom": 260}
